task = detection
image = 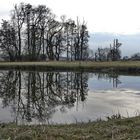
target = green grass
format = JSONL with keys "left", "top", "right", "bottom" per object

{"left": 1, "top": 116, "right": 140, "bottom": 140}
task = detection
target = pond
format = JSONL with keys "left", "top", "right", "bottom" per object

{"left": 0, "top": 70, "right": 140, "bottom": 124}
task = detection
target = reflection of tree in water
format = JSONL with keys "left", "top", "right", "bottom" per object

{"left": 95, "top": 72, "right": 121, "bottom": 88}
{"left": 0, "top": 70, "right": 89, "bottom": 123}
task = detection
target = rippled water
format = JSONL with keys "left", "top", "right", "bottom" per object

{"left": 0, "top": 70, "right": 140, "bottom": 124}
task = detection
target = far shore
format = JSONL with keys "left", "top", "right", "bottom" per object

{"left": 0, "top": 61, "right": 140, "bottom": 72}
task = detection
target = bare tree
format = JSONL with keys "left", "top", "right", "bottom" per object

{"left": 108, "top": 39, "right": 122, "bottom": 61}
{"left": 0, "top": 20, "right": 17, "bottom": 61}
{"left": 11, "top": 3, "right": 26, "bottom": 60}
{"left": 0, "top": 3, "right": 90, "bottom": 62}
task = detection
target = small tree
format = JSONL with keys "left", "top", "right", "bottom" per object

{"left": 108, "top": 39, "right": 122, "bottom": 61}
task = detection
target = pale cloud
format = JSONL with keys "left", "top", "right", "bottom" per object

{"left": 0, "top": 0, "right": 140, "bottom": 34}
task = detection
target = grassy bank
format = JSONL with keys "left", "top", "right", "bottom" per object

{"left": 1, "top": 116, "right": 140, "bottom": 140}
{"left": 0, "top": 61, "right": 140, "bottom": 72}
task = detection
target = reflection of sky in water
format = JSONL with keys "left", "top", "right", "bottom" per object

{"left": 0, "top": 99, "right": 13, "bottom": 122}
{"left": 42, "top": 75, "right": 140, "bottom": 124}
{"left": 119, "top": 76, "right": 140, "bottom": 90}
{"left": 88, "top": 75, "right": 140, "bottom": 90}
{"left": 50, "top": 89, "right": 140, "bottom": 124}
{"left": 49, "top": 75, "right": 140, "bottom": 124}
{"left": 1, "top": 74, "right": 140, "bottom": 124}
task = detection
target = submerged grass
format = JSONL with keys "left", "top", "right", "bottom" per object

{"left": 1, "top": 116, "right": 140, "bottom": 140}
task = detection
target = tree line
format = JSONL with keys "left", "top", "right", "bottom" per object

{"left": 0, "top": 3, "right": 123, "bottom": 62}
{"left": 94, "top": 39, "right": 122, "bottom": 61}
{"left": 0, "top": 3, "right": 89, "bottom": 61}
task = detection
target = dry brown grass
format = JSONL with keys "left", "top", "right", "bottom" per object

{"left": 1, "top": 116, "right": 140, "bottom": 140}
{"left": 0, "top": 61, "right": 140, "bottom": 69}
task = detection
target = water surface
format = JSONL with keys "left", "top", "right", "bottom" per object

{"left": 0, "top": 70, "right": 140, "bottom": 124}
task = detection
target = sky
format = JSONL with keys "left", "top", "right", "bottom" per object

{"left": 0, "top": 0, "right": 140, "bottom": 34}
{"left": 0, "top": 0, "right": 140, "bottom": 56}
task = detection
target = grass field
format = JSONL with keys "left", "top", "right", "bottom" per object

{"left": 0, "top": 61, "right": 140, "bottom": 71}
{"left": 1, "top": 115, "right": 140, "bottom": 140}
